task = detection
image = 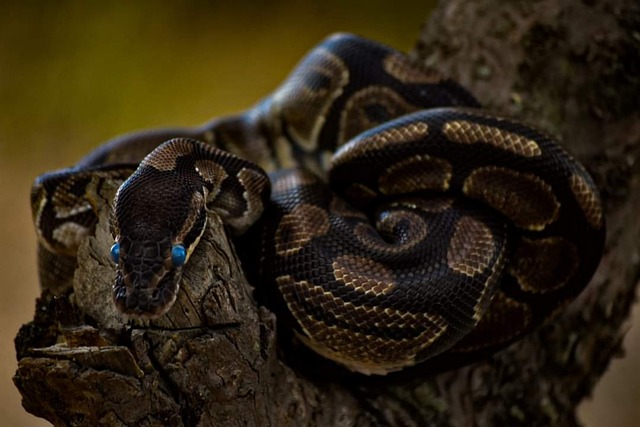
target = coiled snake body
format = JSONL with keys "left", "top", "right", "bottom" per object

{"left": 32, "top": 34, "right": 605, "bottom": 375}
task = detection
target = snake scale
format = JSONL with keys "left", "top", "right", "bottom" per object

{"left": 32, "top": 33, "right": 605, "bottom": 375}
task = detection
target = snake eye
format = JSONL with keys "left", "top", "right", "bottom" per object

{"left": 110, "top": 242, "right": 120, "bottom": 264}
{"left": 171, "top": 244, "right": 186, "bottom": 266}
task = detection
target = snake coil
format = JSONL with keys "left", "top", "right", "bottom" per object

{"left": 32, "top": 33, "right": 605, "bottom": 375}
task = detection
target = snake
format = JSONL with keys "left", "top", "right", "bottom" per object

{"left": 31, "top": 33, "right": 605, "bottom": 375}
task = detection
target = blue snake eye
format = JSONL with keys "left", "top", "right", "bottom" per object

{"left": 171, "top": 244, "right": 186, "bottom": 266}
{"left": 110, "top": 242, "right": 120, "bottom": 264}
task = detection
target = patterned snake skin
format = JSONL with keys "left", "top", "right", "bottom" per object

{"left": 31, "top": 33, "right": 605, "bottom": 375}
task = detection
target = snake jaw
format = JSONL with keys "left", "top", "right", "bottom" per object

{"left": 113, "top": 263, "right": 183, "bottom": 319}
{"left": 111, "top": 235, "right": 183, "bottom": 319}
{"left": 109, "top": 206, "right": 206, "bottom": 320}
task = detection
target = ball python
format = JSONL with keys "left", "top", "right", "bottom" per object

{"left": 32, "top": 33, "right": 605, "bottom": 375}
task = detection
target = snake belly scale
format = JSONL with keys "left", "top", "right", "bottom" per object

{"left": 31, "top": 33, "right": 605, "bottom": 375}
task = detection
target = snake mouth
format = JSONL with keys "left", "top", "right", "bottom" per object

{"left": 112, "top": 268, "right": 181, "bottom": 319}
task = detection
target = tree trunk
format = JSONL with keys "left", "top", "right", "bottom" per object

{"left": 14, "top": 0, "right": 639, "bottom": 425}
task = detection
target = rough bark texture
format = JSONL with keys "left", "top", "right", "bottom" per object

{"left": 14, "top": 0, "right": 639, "bottom": 425}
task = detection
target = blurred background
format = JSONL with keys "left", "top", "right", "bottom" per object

{"left": 0, "top": 2, "right": 637, "bottom": 426}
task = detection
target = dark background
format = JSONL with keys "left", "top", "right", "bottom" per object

{"left": 1, "top": 2, "right": 636, "bottom": 425}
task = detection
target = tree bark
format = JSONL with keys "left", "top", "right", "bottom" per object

{"left": 14, "top": 0, "right": 640, "bottom": 425}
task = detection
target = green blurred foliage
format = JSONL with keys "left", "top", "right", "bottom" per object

{"left": 0, "top": 0, "right": 434, "bottom": 164}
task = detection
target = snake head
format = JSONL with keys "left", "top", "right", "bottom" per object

{"left": 108, "top": 137, "right": 269, "bottom": 319}
{"left": 110, "top": 148, "right": 208, "bottom": 319}
{"left": 110, "top": 234, "right": 187, "bottom": 318}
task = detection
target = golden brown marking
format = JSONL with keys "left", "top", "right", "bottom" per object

{"left": 299, "top": 150, "right": 326, "bottom": 179}
{"left": 51, "top": 176, "right": 93, "bottom": 219}
{"left": 32, "top": 193, "right": 50, "bottom": 250}
{"left": 382, "top": 53, "right": 442, "bottom": 84}
{"left": 509, "top": 237, "right": 579, "bottom": 293}
{"left": 447, "top": 216, "right": 496, "bottom": 278}
{"left": 275, "top": 204, "right": 330, "bottom": 257}
{"left": 338, "top": 86, "right": 420, "bottom": 146}
{"left": 142, "top": 139, "right": 194, "bottom": 171}
{"left": 569, "top": 173, "right": 603, "bottom": 229}
{"left": 233, "top": 168, "right": 268, "bottom": 233}
{"left": 390, "top": 197, "right": 454, "bottom": 213}
{"left": 194, "top": 159, "right": 228, "bottom": 199}
{"left": 358, "top": 121, "right": 429, "bottom": 147}
{"left": 31, "top": 183, "right": 46, "bottom": 222}
{"left": 333, "top": 254, "right": 396, "bottom": 296}
{"left": 450, "top": 290, "right": 532, "bottom": 352}
{"left": 472, "top": 228, "right": 508, "bottom": 321}
{"left": 334, "top": 120, "right": 428, "bottom": 167}
{"left": 176, "top": 191, "right": 205, "bottom": 244}
{"left": 379, "top": 154, "right": 452, "bottom": 195}
{"left": 273, "top": 136, "right": 297, "bottom": 169}
{"left": 276, "top": 275, "right": 448, "bottom": 374}
{"left": 238, "top": 168, "right": 267, "bottom": 212}
{"left": 273, "top": 48, "right": 349, "bottom": 150}
{"left": 463, "top": 166, "right": 560, "bottom": 230}
{"left": 52, "top": 198, "right": 92, "bottom": 219}
{"left": 443, "top": 120, "right": 542, "bottom": 157}
{"left": 319, "top": 151, "right": 333, "bottom": 173}
{"left": 52, "top": 222, "right": 91, "bottom": 253}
